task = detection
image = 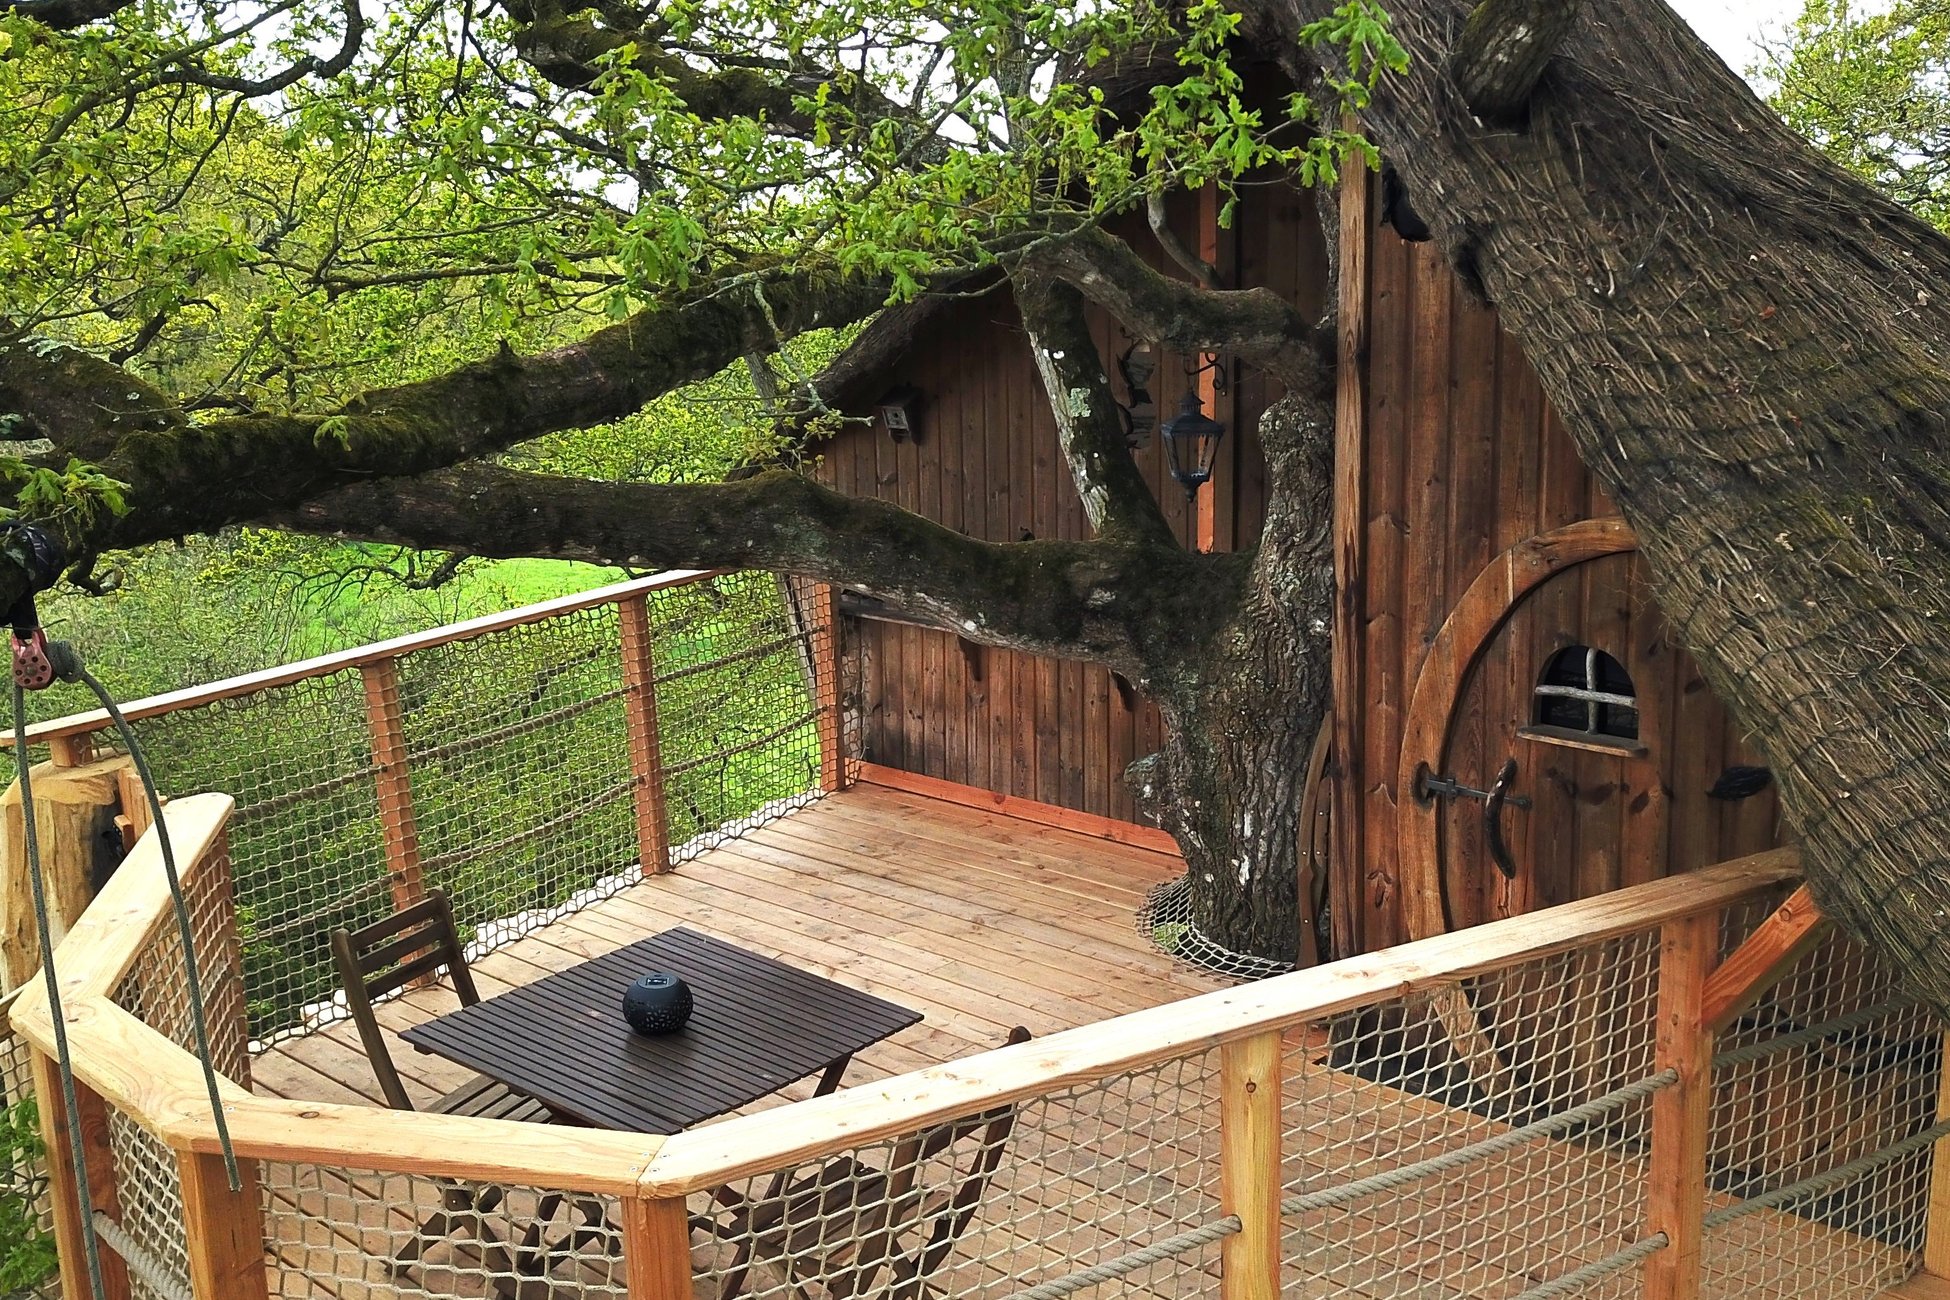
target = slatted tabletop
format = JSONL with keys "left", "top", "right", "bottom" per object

{"left": 400, "top": 926, "right": 924, "bottom": 1133}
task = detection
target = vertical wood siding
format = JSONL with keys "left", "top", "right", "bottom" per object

{"left": 1331, "top": 174, "right": 1785, "bottom": 956}
{"left": 815, "top": 184, "right": 1326, "bottom": 826}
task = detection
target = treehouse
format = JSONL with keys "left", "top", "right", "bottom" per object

{"left": 1, "top": 166, "right": 1947, "bottom": 1300}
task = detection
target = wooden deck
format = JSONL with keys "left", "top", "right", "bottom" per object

{"left": 248, "top": 785, "right": 1921, "bottom": 1300}
{"left": 255, "top": 783, "right": 1216, "bottom": 1115}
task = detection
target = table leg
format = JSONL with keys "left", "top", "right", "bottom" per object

{"left": 813, "top": 1055, "right": 853, "bottom": 1096}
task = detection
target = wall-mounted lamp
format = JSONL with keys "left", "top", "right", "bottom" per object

{"left": 876, "top": 384, "right": 923, "bottom": 443}
{"left": 1162, "top": 393, "right": 1226, "bottom": 499}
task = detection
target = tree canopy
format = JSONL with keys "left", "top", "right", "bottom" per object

{"left": 14, "top": 0, "right": 1950, "bottom": 1008}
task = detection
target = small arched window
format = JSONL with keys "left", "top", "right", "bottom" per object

{"left": 1529, "top": 645, "right": 1640, "bottom": 746}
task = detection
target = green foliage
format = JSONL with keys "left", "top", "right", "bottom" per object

{"left": 0, "top": 1096, "right": 55, "bottom": 1297}
{"left": 2, "top": 0, "right": 1401, "bottom": 404}
{"left": 1760, "top": 0, "right": 1950, "bottom": 229}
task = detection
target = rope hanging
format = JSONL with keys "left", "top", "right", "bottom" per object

{"left": 4, "top": 522, "right": 239, "bottom": 1300}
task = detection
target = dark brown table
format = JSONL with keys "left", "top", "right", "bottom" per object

{"left": 401, "top": 927, "right": 923, "bottom": 1133}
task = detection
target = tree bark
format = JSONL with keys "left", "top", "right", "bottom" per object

{"left": 1138, "top": 386, "right": 1336, "bottom": 961}
{"left": 1257, "top": 0, "right": 1950, "bottom": 1013}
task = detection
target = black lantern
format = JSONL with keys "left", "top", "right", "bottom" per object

{"left": 1161, "top": 393, "right": 1225, "bottom": 498}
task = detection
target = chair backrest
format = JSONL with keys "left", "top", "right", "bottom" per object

{"left": 328, "top": 889, "right": 478, "bottom": 1111}
{"left": 889, "top": 1025, "right": 1033, "bottom": 1282}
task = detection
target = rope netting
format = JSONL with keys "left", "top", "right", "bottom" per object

{"left": 1284, "top": 928, "right": 1665, "bottom": 1299}
{"left": 261, "top": 1163, "right": 626, "bottom": 1300}
{"left": 1701, "top": 930, "right": 1939, "bottom": 1299}
{"left": 50, "top": 571, "right": 829, "bottom": 1046}
{"left": 686, "top": 1051, "right": 1226, "bottom": 1300}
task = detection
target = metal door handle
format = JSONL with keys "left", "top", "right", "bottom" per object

{"left": 1485, "top": 757, "right": 1520, "bottom": 880}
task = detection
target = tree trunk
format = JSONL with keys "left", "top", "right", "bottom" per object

{"left": 1136, "top": 389, "right": 1336, "bottom": 965}
{"left": 1256, "top": 0, "right": 1950, "bottom": 1014}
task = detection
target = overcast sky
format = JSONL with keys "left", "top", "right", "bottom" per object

{"left": 1668, "top": 0, "right": 1794, "bottom": 81}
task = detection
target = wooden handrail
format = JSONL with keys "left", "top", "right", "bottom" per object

{"left": 7, "top": 795, "right": 665, "bottom": 1192}
{"left": 635, "top": 850, "right": 1801, "bottom": 1195}
{"left": 3, "top": 569, "right": 719, "bottom": 747}
{"left": 12, "top": 789, "right": 1800, "bottom": 1202}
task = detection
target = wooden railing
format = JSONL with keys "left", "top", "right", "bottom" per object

{"left": 15, "top": 808, "right": 1943, "bottom": 1300}
{"left": 1, "top": 569, "right": 850, "bottom": 1042}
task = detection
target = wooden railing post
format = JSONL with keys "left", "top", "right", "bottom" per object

{"left": 621, "top": 1195, "right": 692, "bottom": 1300}
{"left": 179, "top": 1150, "right": 269, "bottom": 1300}
{"left": 1220, "top": 1029, "right": 1283, "bottom": 1300}
{"left": 360, "top": 658, "right": 426, "bottom": 911}
{"left": 810, "top": 582, "right": 848, "bottom": 794}
{"left": 1643, "top": 912, "right": 1716, "bottom": 1300}
{"left": 28, "top": 1048, "right": 131, "bottom": 1300}
{"left": 1, "top": 751, "right": 135, "bottom": 991}
{"left": 1923, "top": 1029, "right": 1950, "bottom": 1278}
{"left": 619, "top": 594, "right": 673, "bottom": 875}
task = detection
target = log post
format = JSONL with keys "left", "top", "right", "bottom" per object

{"left": 619, "top": 594, "right": 673, "bottom": 875}
{"left": 1, "top": 752, "right": 135, "bottom": 991}
{"left": 621, "top": 1195, "right": 692, "bottom": 1300}
{"left": 1643, "top": 912, "right": 1716, "bottom": 1300}
{"left": 1219, "top": 1028, "right": 1283, "bottom": 1300}
{"left": 359, "top": 658, "right": 426, "bottom": 911}
{"left": 28, "top": 1048, "right": 131, "bottom": 1300}
{"left": 810, "top": 582, "right": 848, "bottom": 794}
{"left": 179, "top": 1150, "right": 269, "bottom": 1300}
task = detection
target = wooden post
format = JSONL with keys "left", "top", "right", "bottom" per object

{"left": 1923, "top": 1029, "right": 1950, "bottom": 1277}
{"left": 1643, "top": 912, "right": 1716, "bottom": 1300}
{"left": 621, "top": 1195, "right": 692, "bottom": 1300}
{"left": 179, "top": 1150, "right": 269, "bottom": 1300}
{"left": 619, "top": 594, "right": 673, "bottom": 875}
{"left": 1220, "top": 1029, "right": 1283, "bottom": 1300}
{"left": 1, "top": 753, "right": 135, "bottom": 991}
{"left": 48, "top": 730, "right": 97, "bottom": 768}
{"left": 28, "top": 1048, "right": 131, "bottom": 1300}
{"left": 359, "top": 658, "right": 426, "bottom": 911}
{"left": 810, "top": 582, "right": 848, "bottom": 794}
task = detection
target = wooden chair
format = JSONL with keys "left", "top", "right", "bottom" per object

{"left": 711, "top": 1026, "right": 1033, "bottom": 1300}
{"left": 330, "top": 890, "right": 569, "bottom": 1288}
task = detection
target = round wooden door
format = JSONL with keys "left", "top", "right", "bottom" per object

{"left": 1396, "top": 518, "right": 1784, "bottom": 942}
{"left": 1395, "top": 520, "right": 1649, "bottom": 941}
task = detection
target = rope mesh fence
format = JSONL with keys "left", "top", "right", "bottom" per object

{"left": 260, "top": 1162, "right": 626, "bottom": 1300}
{"left": 57, "top": 571, "right": 828, "bottom": 1046}
{"left": 1700, "top": 930, "right": 1937, "bottom": 1299}
{"left": 104, "top": 1110, "right": 192, "bottom": 1300}
{"left": 683, "top": 1049, "right": 1225, "bottom": 1300}
{"left": 1282, "top": 928, "right": 1664, "bottom": 1299}
{"left": 0, "top": 1005, "right": 56, "bottom": 1300}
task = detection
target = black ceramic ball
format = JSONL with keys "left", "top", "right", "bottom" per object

{"left": 622, "top": 972, "right": 693, "bottom": 1035}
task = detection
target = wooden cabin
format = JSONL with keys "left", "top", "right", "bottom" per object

{"left": 815, "top": 162, "right": 1785, "bottom": 963}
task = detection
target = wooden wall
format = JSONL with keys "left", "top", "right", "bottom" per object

{"left": 1328, "top": 174, "right": 1785, "bottom": 958}
{"left": 816, "top": 181, "right": 1328, "bottom": 824}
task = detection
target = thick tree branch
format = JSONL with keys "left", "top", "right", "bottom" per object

{"left": 1021, "top": 228, "right": 1332, "bottom": 391}
{"left": 1015, "top": 276, "right": 1179, "bottom": 547}
{"left": 267, "top": 463, "right": 1233, "bottom": 669}
{"left": 505, "top": 2, "right": 921, "bottom": 148}
{"left": 1451, "top": 0, "right": 1581, "bottom": 122}
{"left": 2, "top": 0, "right": 133, "bottom": 28}
{"left": 1147, "top": 192, "right": 1221, "bottom": 289}
{"left": 1, "top": 265, "right": 889, "bottom": 523}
